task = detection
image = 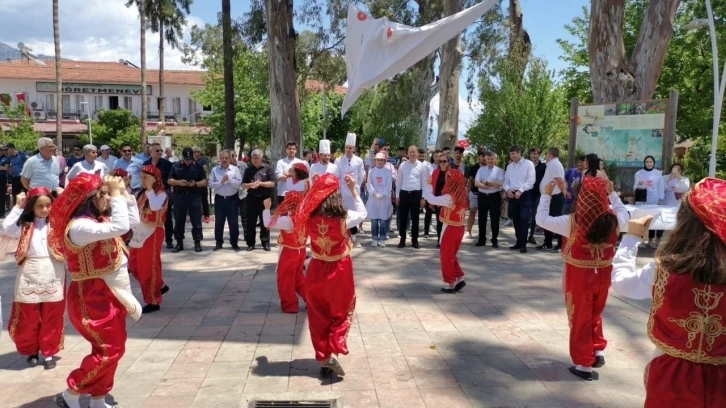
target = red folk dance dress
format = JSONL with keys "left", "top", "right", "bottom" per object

{"left": 612, "top": 178, "right": 726, "bottom": 407}
{"left": 263, "top": 190, "right": 307, "bottom": 313}
{"left": 536, "top": 176, "right": 629, "bottom": 375}
{"left": 423, "top": 169, "right": 468, "bottom": 289}
{"left": 2, "top": 189, "right": 66, "bottom": 362}
{"left": 51, "top": 173, "right": 142, "bottom": 398}
{"left": 128, "top": 168, "right": 168, "bottom": 308}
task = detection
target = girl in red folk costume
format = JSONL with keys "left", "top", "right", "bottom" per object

{"left": 262, "top": 190, "right": 307, "bottom": 313}
{"left": 50, "top": 173, "right": 142, "bottom": 408}
{"left": 286, "top": 162, "right": 311, "bottom": 194}
{"left": 2, "top": 187, "right": 65, "bottom": 369}
{"left": 423, "top": 169, "right": 468, "bottom": 293}
{"left": 536, "top": 175, "right": 629, "bottom": 380}
{"left": 612, "top": 178, "right": 726, "bottom": 407}
{"left": 128, "top": 165, "right": 169, "bottom": 314}
{"left": 274, "top": 173, "right": 366, "bottom": 376}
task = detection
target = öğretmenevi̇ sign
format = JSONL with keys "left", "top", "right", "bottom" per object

{"left": 36, "top": 82, "right": 153, "bottom": 95}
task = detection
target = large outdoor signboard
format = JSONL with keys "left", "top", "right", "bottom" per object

{"left": 575, "top": 100, "right": 667, "bottom": 167}
{"left": 36, "top": 82, "right": 152, "bottom": 95}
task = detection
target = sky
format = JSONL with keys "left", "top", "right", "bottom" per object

{"left": 0, "top": 0, "right": 589, "bottom": 139}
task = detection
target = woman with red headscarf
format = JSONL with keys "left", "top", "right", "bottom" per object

{"left": 536, "top": 175, "right": 629, "bottom": 380}
{"left": 612, "top": 178, "right": 726, "bottom": 407}
{"left": 128, "top": 165, "right": 169, "bottom": 314}
{"left": 423, "top": 169, "right": 468, "bottom": 293}
{"left": 268, "top": 173, "right": 366, "bottom": 376}
{"left": 2, "top": 187, "right": 65, "bottom": 369}
{"left": 49, "top": 173, "right": 141, "bottom": 408}
{"left": 262, "top": 190, "right": 307, "bottom": 313}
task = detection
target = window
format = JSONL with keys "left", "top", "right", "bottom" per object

{"left": 188, "top": 98, "right": 197, "bottom": 115}
{"left": 202, "top": 104, "right": 212, "bottom": 112}
{"left": 124, "top": 96, "right": 133, "bottom": 111}
{"left": 76, "top": 95, "right": 86, "bottom": 114}
{"left": 45, "top": 94, "right": 56, "bottom": 112}
{"left": 146, "top": 96, "right": 151, "bottom": 111}
{"left": 172, "top": 97, "right": 181, "bottom": 114}
{"left": 62, "top": 95, "right": 70, "bottom": 111}
{"left": 94, "top": 95, "right": 103, "bottom": 112}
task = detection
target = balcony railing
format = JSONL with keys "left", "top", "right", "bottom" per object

{"left": 47, "top": 110, "right": 83, "bottom": 120}
{"left": 147, "top": 111, "right": 177, "bottom": 122}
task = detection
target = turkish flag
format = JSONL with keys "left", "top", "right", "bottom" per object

{"left": 457, "top": 139, "right": 470, "bottom": 148}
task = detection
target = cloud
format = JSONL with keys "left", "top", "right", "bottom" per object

{"left": 0, "top": 0, "right": 204, "bottom": 70}
{"left": 428, "top": 93, "right": 482, "bottom": 143}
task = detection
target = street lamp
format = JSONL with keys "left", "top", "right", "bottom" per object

{"left": 80, "top": 101, "right": 92, "bottom": 145}
{"left": 686, "top": 0, "right": 723, "bottom": 177}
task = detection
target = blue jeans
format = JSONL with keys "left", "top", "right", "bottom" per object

{"left": 371, "top": 219, "right": 390, "bottom": 240}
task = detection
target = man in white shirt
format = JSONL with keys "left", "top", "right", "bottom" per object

{"left": 209, "top": 150, "right": 243, "bottom": 251}
{"left": 537, "top": 147, "right": 567, "bottom": 250}
{"left": 164, "top": 147, "right": 179, "bottom": 163}
{"left": 275, "top": 141, "right": 309, "bottom": 204}
{"left": 96, "top": 145, "right": 118, "bottom": 170}
{"left": 503, "top": 145, "right": 535, "bottom": 253}
{"left": 474, "top": 151, "right": 504, "bottom": 247}
{"left": 67, "top": 144, "right": 108, "bottom": 181}
{"left": 310, "top": 139, "right": 339, "bottom": 178}
{"left": 335, "top": 133, "right": 366, "bottom": 241}
{"left": 396, "top": 145, "right": 427, "bottom": 249}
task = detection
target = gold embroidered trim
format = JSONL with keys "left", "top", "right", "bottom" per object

{"left": 64, "top": 219, "right": 124, "bottom": 281}
{"left": 73, "top": 282, "right": 110, "bottom": 391}
{"left": 560, "top": 219, "right": 614, "bottom": 268}
{"left": 8, "top": 303, "right": 20, "bottom": 342}
{"left": 565, "top": 292, "right": 574, "bottom": 329}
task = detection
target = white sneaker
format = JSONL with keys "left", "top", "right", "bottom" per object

{"left": 649, "top": 238, "right": 659, "bottom": 249}
{"left": 504, "top": 219, "right": 513, "bottom": 227}
{"left": 371, "top": 240, "right": 378, "bottom": 247}
{"left": 466, "top": 231, "right": 473, "bottom": 239}
{"left": 379, "top": 240, "right": 386, "bottom": 247}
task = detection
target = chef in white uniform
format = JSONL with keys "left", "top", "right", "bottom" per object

{"left": 334, "top": 133, "right": 366, "bottom": 242}
{"left": 310, "top": 139, "right": 339, "bottom": 178}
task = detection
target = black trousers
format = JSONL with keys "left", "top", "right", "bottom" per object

{"left": 424, "top": 203, "right": 434, "bottom": 235}
{"left": 432, "top": 206, "right": 442, "bottom": 243}
{"left": 165, "top": 189, "right": 174, "bottom": 244}
{"left": 173, "top": 193, "right": 203, "bottom": 243}
{"left": 508, "top": 190, "right": 532, "bottom": 247}
{"left": 543, "top": 193, "right": 565, "bottom": 247}
{"left": 477, "top": 191, "right": 502, "bottom": 243}
{"left": 239, "top": 196, "right": 248, "bottom": 235}
{"left": 245, "top": 196, "right": 269, "bottom": 247}
{"left": 214, "top": 194, "right": 239, "bottom": 245}
{"left": 0, "top": 175, "right": 7, "bottom": 215}
{"left": 398, "top": 190, "right": 422, "bottom": 243}
{"left": 202, "top": 188, "right": 210, "bottom": 217}
{"left": 11, "top": 176, "right": 24, "bottom": 197}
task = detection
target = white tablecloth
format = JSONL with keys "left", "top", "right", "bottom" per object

{"left": 623, "top": 204, "right": 679, "bottom": 230}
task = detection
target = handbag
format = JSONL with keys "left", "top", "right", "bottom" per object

{"left": 634, "top": 188, "right": 648, "bottom": 203}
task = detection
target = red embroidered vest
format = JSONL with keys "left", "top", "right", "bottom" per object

{"left": 15, "top": 222, "right": 64, "bottom": 265}
{"left": 560, "top": 221, "right": 617, "bottom": 268}
{"left": 138, "top": 193, "right": 168, "bottom": 227}
{"left": 306, "top": 215, "right": 351, "bottom": 261}
{"left": 648, "top": 264, "right": 726, "bottom": 365}
{"left": 278, "top": 223, "right": 307, "bottom": 249}
{"left": 64, "top": 217, "right": 126, "bottom": 281}
{"left": 440, "top": 202, "right": 468, "bottom": 227}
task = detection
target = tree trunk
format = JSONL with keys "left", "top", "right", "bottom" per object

{"left": 589, "top": 0, "right": 681, "bottom": 103}
{"left": 265, "top": 0, "right": 302, "bottom": 164}
{"left": 53, "top": 0, "right": 62, "bottom": 149}
{"left": 436, "top": 0, "right": 463, "bottom": 150}
{"left": 158, "top": 21, "right": 165, "bottom": 131}
{"left": 508, "top": 0, "right": 531, "bottom": 81}
{"left": 222, "top": 0, "right": 235, "bottom": 149}
{"left": 140, "top": 0, "right": 147, "bottom": 146}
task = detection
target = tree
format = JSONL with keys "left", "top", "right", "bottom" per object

{"left": 222, "top": 0, "right": 235, "bottom": 149}
{"left": 467, "top": 57, "right": 567, "bottom": 157}
{"left": 140, "top": 0, "right": 148, "bottom": 146}
{"left": 53, "top": 0, "right": 62, "bottom": 148}
{"left": 0, "top": 105, "right": 42, "bottom": 152}
{"left": 300, "top": 91, "right": 351, "bottom": 150}
{"left": 437, "top": 0, "right": 463, "bottom": 150}
{"left": 91, "top": 109, "right": 143, "bottom": 152}
{"left": 588, "top": 0, "right": 681, "bottom": 103}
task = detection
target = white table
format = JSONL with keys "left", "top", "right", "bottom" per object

{"left": 622, "top": 204, "right": 679, "bottom": 230}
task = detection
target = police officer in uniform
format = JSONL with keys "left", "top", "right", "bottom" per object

{"left": 169, "top": 147, "right": 207, "bottom": 252}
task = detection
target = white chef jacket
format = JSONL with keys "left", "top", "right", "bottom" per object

{"left": 335, "top": 155, "right": 366, "bottom": 210}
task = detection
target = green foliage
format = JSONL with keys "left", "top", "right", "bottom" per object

{"left": 0, "top": 105, "right": 42, "bottom": 151}
{"left": 300, "top": 92, "right": 352, "bottom": 151}
{"left": 91, "top": 109, "right": 142, "bottom": 152}
{"left": 466, "top": 57, "right": 568, "bottom": 159}
{"left": 682, "top": 137, "right": 726, "bottom": 182}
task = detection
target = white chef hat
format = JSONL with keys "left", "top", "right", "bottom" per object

{"left": 319, "top": 139, "right": 331, "bottom": 154}
{"left": 345, "top": 132, "right": 356, "bottom": 147}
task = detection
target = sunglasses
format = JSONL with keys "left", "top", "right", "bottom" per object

{"left": 154, "top": 149, "right": 162, "bottom": 153}
{"left": 122, "top": 149, "right": 132, "bottom": 153}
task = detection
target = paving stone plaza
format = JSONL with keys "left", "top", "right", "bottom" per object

{"left": 0, "top": 221, "right": 656, "bottom": 408}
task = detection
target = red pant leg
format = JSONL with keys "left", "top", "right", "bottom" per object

{"left": 440, "top": 225, "right": 465, "bottom": 284}
{"left": 128, "top": 247, "right": 139, "bottom": 279}
{"left": 591, "top": 266, "right": 612, "bottom": 353}
{"left": 39, "top": 299, "right": 66, "bottom": 357}
{"left": 66, "top": 279, "right": 128, "bottom": 397}
{"left": 277, "top": 247, "right": 306, "bottom": 313}
{"left": 645, "top": 354, "right": 726, "bottom": 407}
{"left": 133, "top": 227, "right": 165, "bottom": 305}
{"left": 8, "top": 302, "right": 41, "bottom": 356}
{"left": 563, "top": 263, "right": 598, "bottom": 367}
{"left": 305, "top": 257, "right": 356, "bottom": 362}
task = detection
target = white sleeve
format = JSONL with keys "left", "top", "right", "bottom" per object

{"left": 145, "top": 191, "right": 168, "bottom": 211}
{"left": 127, "top": 196, "right": 140, "bottom": 229}
{"left": 67, "top": 163, "right": 80, "bottom": 181}
{"left": 609, "top": 192, "right": 630, "bottom": 231}
{"left": 68, "top": 196, "right": 131, "bottom": 247}
{"left": 535, "top": 194, "right": 571, "bottom": 236}
{"left": 611, "top": 234, "right": 656, "bottom": 300}
{"left": 503, "top": 169, "right": 510, "bottom": 191}
{"left": 208, "top": 168, "right": 222, "bottom": 190}
{"left": 657, "top": 174, "right": 665, "bottom": 201}
{"left": 522, "top": 162, "right": 536, "bottom": 192}
{"left": 384, "top": 171, "right": 393, "bottom": 198}
{"left": 633, "top": 170, "right": 641, "bottom": 190}
{"left": 425, "top": 193, "right": 452, "bottom": 207}
{"left": 346, "top": 195, "right": 368, "bottom": 229}
{"left": 229, "top": 166, "right": 243, "bottom": 189}
{"left": 1, "top": 207, "right": 24, "bottom": 238}
{"left": 263, "top": 209, "right": 293, "bottom": 231}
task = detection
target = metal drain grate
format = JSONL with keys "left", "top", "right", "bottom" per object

{"left": 252, "top": 401, "right": 334, "bottom": 408}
